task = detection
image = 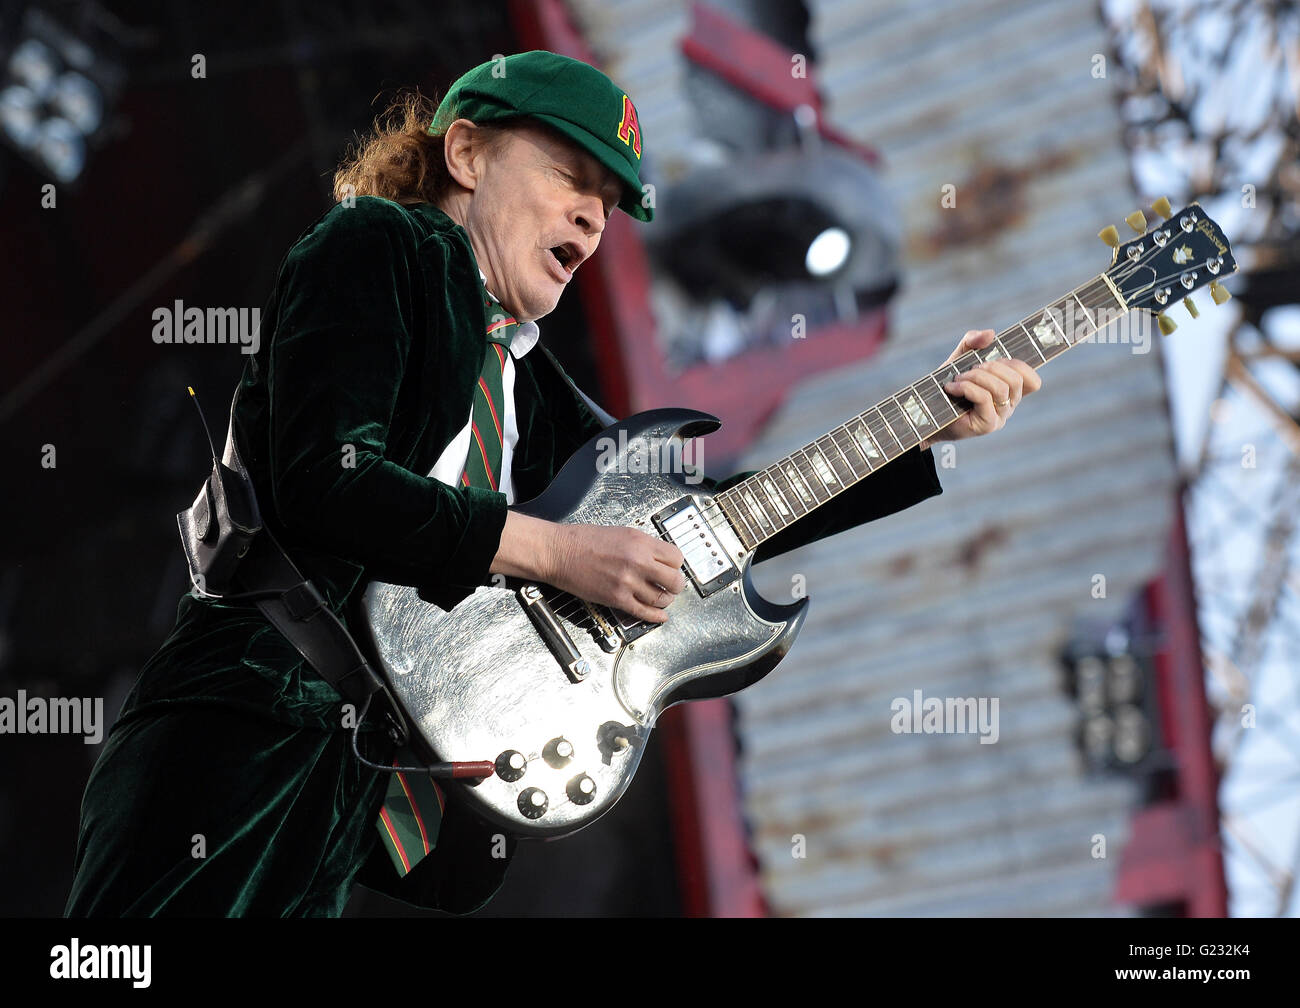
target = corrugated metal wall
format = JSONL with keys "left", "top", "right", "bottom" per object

{"left": 571, "top": 0, "right": 1176, "bottom": 915}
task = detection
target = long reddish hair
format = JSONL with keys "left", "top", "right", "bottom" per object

{"left": 331, "top": 89, "right": 509, "bottom": 206}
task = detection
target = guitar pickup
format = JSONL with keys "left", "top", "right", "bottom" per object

{"left": 652, "top": 497, "right": 740, "bottom": 597}
{"left": 519, "top": 585, "right": 590, "bottom": 682}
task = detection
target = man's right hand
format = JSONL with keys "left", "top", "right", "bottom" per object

{"left": 491, "top": 512, "right": 686, "bottom": 624}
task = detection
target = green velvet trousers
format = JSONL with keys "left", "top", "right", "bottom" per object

{"left": 64, "top": 593, "right": 514, "bottom": 917}
{"left": 64, "top": 699, "right": 388, "bottom": 917}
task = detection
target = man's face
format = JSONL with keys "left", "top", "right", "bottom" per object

{"left": 458, "top": 122, "right": 624, "bottom": 322}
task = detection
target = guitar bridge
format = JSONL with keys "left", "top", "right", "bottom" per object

{"left": 652, "top": 497, "right": 740, "bottom": 598}
{"left": 582, "top": 600, "right": 622, "bottom": 653}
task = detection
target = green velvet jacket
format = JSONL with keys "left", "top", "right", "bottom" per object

{"left": 122, "top": 197, "right": 944, "bottom": 912}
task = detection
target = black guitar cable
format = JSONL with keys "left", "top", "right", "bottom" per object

{"left": 348, "top": 690, "right": 495, "bottom": 781}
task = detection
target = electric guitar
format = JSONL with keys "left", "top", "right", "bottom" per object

{"left": 355, "top": 199, "right": 1236, "bottom": 838}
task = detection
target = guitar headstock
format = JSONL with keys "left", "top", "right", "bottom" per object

{"left": 1100, "top": 197, "right": 1238, "bottom": 334}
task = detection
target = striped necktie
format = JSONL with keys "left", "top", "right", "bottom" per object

{"left": 460, "top": 305, "right": 517, "bottom": 490}
{"left": 374, "top": 296, "right": 518, "bottom": 879}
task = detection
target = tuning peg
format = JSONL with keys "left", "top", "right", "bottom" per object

{"left": 1210, "top": 281, "right": 1231, "bottom": 305}
{"left": 1157, "top": 313, "right": 1177, "bottom": 335}
{"left": 1183, "top": 296, "right": 1199, "bottom": 319}
{"left": 1099, "top": 225, "right": 1120, "bottom": 248}
{"left": 1126, "top": 210, "right": 1147, "bottom": 233}
{"left": 1151, "top": 196, "right": 1173, "bottom": 220}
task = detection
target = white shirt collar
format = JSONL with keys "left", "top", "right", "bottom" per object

{"left": 480, "top": 270, "right": 540, "bottom": 360}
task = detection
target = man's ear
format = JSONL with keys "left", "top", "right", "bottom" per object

{"left": 443, "top": 118, "right": 482, "bottom": 192}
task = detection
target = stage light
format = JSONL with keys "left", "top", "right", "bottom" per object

{"left": 10, "top": 38, "right": 57, "bottom": 97}
{"left": 53, "top": 72, "right": 103, "bottom": 133}
{"left": 1075, "top": 655, "right": 1107, "bottom": 714}
{"left": 1107, "top": 653, "right": 1141, "bottom": 704}
{"left": 805, "top": 226, "right": 851, "bottom": 277}
{"left": 35, "top": 117, "right": 83, "bottom": 181}
{"left": 1064, "top": 621, "right": 1158, "bottom": 773}
{"left": 1113, "top": 705, "right": 1149, "bottom": 764}
{"left": 645, "top": 141, "right": 900, "bottom": 363}
{"left": 1083, "top": 713, "right": 1114, "bottom": 763}
{"left": 0, "top": 85, "right": 40, "bottom": 147}
{"left": 649, "top": 147, "right": 894, "bottom": 302}
{"left": 0, "top": 7, "right": 123, "bottom": 184}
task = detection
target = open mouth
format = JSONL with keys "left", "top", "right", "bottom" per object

{"left": 548, "top": 243, "right": 579, "bottom": 273}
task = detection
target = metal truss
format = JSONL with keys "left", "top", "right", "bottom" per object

{"left": 1103, "top": 0, "right": 1300, "bottom": 917}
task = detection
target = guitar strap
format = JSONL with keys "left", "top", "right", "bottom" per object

{"left": 537, "top": 346, "right": 713, "bottom": 486}
{"left": 538, "top": 342, "right": 618, "bottom": 427}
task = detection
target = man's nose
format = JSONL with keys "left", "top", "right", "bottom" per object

{"left": 572, "top": 196, "right": 606, "bottom": 236}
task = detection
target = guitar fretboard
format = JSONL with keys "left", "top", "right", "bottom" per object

{"left": 715, "top": 275, "right": 1126, "bottom": 551}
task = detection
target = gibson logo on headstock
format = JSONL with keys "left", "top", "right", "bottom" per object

{"left": 1195, "top": 217, "right": 1227, "bottom": 255}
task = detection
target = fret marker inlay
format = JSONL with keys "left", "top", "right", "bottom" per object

{"left": 902, "top": 394, "right": 932, "bottom": 428}
{"left": 852, "top": 421, "right": 881, "bottom": 458}
{"left": 785, "top": 465, "right": 813, "bottom": 502}
{"left": 761, "top": 478, "right": 789, "bottom": 516}
{"left": 1032, "top": 314, "right": 1061, "bottom": 346}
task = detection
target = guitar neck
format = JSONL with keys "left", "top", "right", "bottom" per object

{"left": 715, "top": 273, "right": 1129, "bottom": 551}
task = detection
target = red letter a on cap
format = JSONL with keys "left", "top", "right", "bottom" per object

{"left": 617, "top": 95, "right": 642, "bottom": 159}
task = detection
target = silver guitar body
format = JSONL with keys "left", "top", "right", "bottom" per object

{"left": 356, "top": 409, "right": 807, "bottom": 838}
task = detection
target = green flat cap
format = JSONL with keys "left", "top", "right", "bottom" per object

{"left": 431, "top": 50, "right": 652, "bottom": 222}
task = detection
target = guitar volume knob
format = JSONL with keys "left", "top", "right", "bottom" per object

{"left": 543, "top": 737, "right": 574, "bottom": 768}
{"left": 567, "top": 774, "right": 597, "bottom": 805}
{"left": 495, "top": 750, "right": 527, "bottom": 782}
{"left": 518, "top": 787, "right": 548, "bottom": 819}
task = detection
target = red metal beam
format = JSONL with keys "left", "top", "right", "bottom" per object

{"left": 681, "top": 1, "right": 823, "bottom": 116}
{"left": 1115, "top": 500, "right": 1227, "bottom": 916}
{"left": 509, "top": 0, "right": 765, "bottom": 919}
{"left": 658, "top": 699, "right": 769, "bottom": 917}
{"left": 681, "top": 2, "right": 881, "bottom": 167}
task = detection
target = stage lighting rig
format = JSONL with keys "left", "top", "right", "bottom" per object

{"left": 0, "top": 5, "right": 123, "bottom": 184}
{"left": 648, "top": 140, "right": 897, "bottom": 309}
{"left": 1062, "top": 621, "right": 1163, "bottom": 775}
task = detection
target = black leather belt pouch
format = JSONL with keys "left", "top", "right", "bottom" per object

{"left": 177, "top": 458, "right": 263, "bottom": 595}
